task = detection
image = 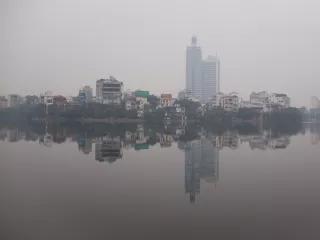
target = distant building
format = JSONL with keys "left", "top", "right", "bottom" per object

{"left": 53, "top": 95, "right": 67, "bottom": 107}
{"left": 186, "top": 36, "right": 220, "bottom": 103}
{"left": 311, "top": 96, "right": 320, "bottom": 109}
{"left": 25, "top": 95, "right": 40, "bottom": 105}
{"left": 0, "top": 96, "right": 8, "bottom": 109}
{"left": 79, "top": 86, "right": 93, "bottom": 104}
{"left": 135, "top": 90, "right": 149, "bottom": 102}
{"left": 163, "top": 104, "right": 187, "bottom": 126}
{"left": 40, "top": 91, "right": 54, "bottom": 105}
{"left": 269, "top": 93, "right": 290, "bottom": 108}
{"left": 208, "top": 92, "right": 224, "bottom": 108}
{"left": 201, "top": 55, "right": 220, "bottom": 103}
{"left": 124, "top": 96, "right": 136, "bottom": 111}
{"left": 8, "top": 94, "right": 22, "bottom": 108}
{"left": 160, "top": 94, "right": 174, "bottom": 108}
{"left": 250, "top": 91, "right": 269, "bottom": 106}
{"left": 135, "top": 90, "right": 149, "bottom": 117}
{"left": 96, "top": 76, "right": 123, "bottom": 105}
{"left": 240, "top": 100, "right": 264, "bottom": 109}
{"left": 186, "top": 36, "right": 202, "bottom": 102}
{"left": 220, "top": 93, "right": 239, "bottom": 112}
{"left": 248, "top": 91, "right": 291, "bottom": 111}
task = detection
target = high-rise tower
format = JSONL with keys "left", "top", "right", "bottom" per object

{"left": 186, "top": 36, "right": 202, "bottom": 100}
{"left": 185, "top": 37, "right": 220, "bottom": 103}
{"left": 201, "top": 55, "right": 220, "bottom": 103}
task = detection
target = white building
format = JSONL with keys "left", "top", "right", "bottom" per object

{"left": 250, "top": 91, "right": 269, "bottom": 106}
{"left": 201, "top": 55, "right": 220, "bottom": 103}
{"left": 186, "top": 36, "right": 220, "bottom": 104}
{"left": 40, "top": 91, "right": 54, "bottom": 106}
{"left": 96, "top": 76, "right": 123, "bottom": 105}
{"left": 220, "top": 93, "right": 239, "bottom": 112}
{"left": 269, "top": 93, "right": 290, "bottom": 108}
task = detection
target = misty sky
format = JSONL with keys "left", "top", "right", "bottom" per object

{"left": 1, "top": 0, "right": 320, "bottom": 106}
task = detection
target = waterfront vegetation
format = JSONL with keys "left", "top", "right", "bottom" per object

{"left": 0, "top": 100, "right": 303, "bottom": 134}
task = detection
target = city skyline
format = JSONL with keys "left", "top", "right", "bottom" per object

{"left": 2, "top": 0, "right": 320, "bottom": 107}
{"left": 2, "top": 1, "right": 320, "bottom": 238}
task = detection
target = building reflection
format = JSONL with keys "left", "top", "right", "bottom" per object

{"left": 184, "top": 137, "right": 219, "bottom": 203}
{"left": 310, "top": 124, "right": 320, "bottom": 145}
{"left": 0, "top": 123, "right": 300, "bottom": 151}
{"left": 78, "top": 136, "right": 93, "bottom": 154}
{"left": 39, "top": 133, "right": 53, "bottom": 147}
{"left": 95, "top": 136, "right": 123, "bottom": 163}
{"left": 239, "top": 131, "right": 290, "bottom": 150}
{"left": 0, "top": 122, "right": 311, "bottom": 204}
{"left": 124, "top": 124, "right": 150, "bottom": 150}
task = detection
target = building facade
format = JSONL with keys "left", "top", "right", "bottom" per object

{"left": 186, "top": 36, "right": 220, "bottom": 104}
{"left": 135, "top": 90, "right": 149, "bottom": 117}
{"left": 220, "top": 93, "right": 239, "bottom": 112}
{"left": 250, "top": 91, "right": 269, "bottom": 106}
{"left": 311, "top": 96, "right": 320, "bottom": 109}
{"left": 269, "top": 93, "right": 290, "bottom": 108}
{"left": 8, "top": 94, "right": 22, "bottom": 108}
{"left": 0, "top": 96, "right": 8, "bottom": 109}
{"left": 186, "top": 36, "right": 203, "bottom": 101}
{"left": 160, "top": 94, "right": 174, "bottom": 108}
{"left": 79, "top": 85, "right": 93, "bottom": 104}
{"left": 96, "top": 76, "right": 123, "bottom": 105}
{"left": 40, "top": 91, "right": 54, "bottom": 106}
{"left": 201, "top": 56, "right": 220, "bottom": 103}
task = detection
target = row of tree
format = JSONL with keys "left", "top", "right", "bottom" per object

{"left": 0, "top": 100, "right": 303, "bottom": 131}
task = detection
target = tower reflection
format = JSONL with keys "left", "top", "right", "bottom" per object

{"left": 184, "top": 137, "right": 219, "bottom": 203}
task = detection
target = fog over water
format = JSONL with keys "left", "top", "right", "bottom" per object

{"left": 1, "top": 0, "right": 320, "bottom": 106}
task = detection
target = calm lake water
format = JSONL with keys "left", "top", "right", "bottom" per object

{"left": 1, "top": 123, "right": 320, "bottom": 240}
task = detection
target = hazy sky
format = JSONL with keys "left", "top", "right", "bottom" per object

{"left": 1, "top": 0, "right": 320, "bottom": 106}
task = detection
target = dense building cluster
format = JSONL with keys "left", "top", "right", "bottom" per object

{"left": 205, "top": 91, "right": 291, "bottom": 113}
{"left": 0, "top": 37, "right": 300, "bottom": 121}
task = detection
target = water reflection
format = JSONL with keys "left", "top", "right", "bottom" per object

{"left": 0, "top": 122, "right": 309, "bottom": 205}
{"left": 0, "top": 123, "right": 306, "bottom": 152}
{"left": 310, "top": 123, "right": 320, "bottom": 145}
{"left": 95, "top": 136, "right": 122, "bottom": 163}
{"left": 183, "top": 138, "right": 219, "bottom": 203}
